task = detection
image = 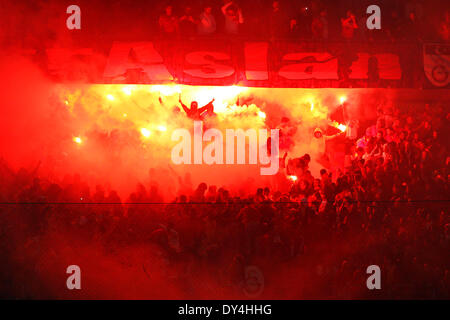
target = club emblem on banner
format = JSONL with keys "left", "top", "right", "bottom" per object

{"left": 423, "top": 43, "right": 450, "bottom": 87}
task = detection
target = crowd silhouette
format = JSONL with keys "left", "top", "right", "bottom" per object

{"left": 0, "top": 101, "right": 448, "bottom": 299}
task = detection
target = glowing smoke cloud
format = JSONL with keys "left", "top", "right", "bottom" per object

{"left": 0, "top": 55, "right": 366, "bottom": 200}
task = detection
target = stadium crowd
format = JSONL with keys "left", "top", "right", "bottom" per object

{"left": 0, "top": 101, "right": 448, "bottom": 298}
{"left": 1, "top": 0, "right": 449, "bottom": 49}
{"left": 154, "top": 0, "right": 448, "bottom": 41}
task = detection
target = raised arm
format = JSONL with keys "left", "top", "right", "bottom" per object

{"left": 324, "top": 131, "right": 345, "bottom": 141}
{"left": 342, "top": 104, "right": 348, "bottom": 122}
{"left": 343, "top": 15, "right": 358, "bottom": 28}
{"left": 179, "top": 96, "right": 190, "bottom": 114}
{"left": 350, "top": 16, "right": 358, "bottom": 28}
{"left": 198, "top": 98, "right": 215, "bottom": 114}
{"left": 221, "top": 1, "right": 233, "bottom": 15}
{"left": 280, "top": 152, "right": 288, "bottom": 168}
{"left": 237, "top": 8, "right": 244, "bottom": 23}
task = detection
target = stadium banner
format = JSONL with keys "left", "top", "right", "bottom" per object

{"left": 40, "top": 40, "right": 429, "bottom": 88}
{"left": 423, "top": 42, "right": 450, "bottom": 88}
